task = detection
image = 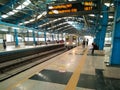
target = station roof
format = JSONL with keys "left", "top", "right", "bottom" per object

{"left": 0, "top": 0, "right": 114, "bottom": 36}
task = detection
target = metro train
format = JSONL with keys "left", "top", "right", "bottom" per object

{"left": 65, "top": 34, "right": 78, "bottom": 49}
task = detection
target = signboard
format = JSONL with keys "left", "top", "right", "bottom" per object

{"left": 47, "top": 0, "right": 100, "bottom": 18}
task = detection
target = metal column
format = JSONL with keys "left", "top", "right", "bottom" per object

{"left": 93, "top": 14, "right": 100, "bottom": 46}
{"left": 99, "top": 5, "right": 108, "bottom": 50}
{"left": 52, "top": 33, "right": 54, "bottom": 41}
{"left": 32, "top": 30, "right": 36, "bottom": 45}
{"left": 110, "top": 0, "right": 120, "bottom": 65}
{"left": 57, "top": 33, "right": 59, "bottom": 41}
{"left": 61, "top": 33, "right": 63, "bottom": 40}
{"left": 27, "top": 30, "right": 29, "bottom": 41}
{"left": 95, "top": 31, "right": 100, "bottom": 47}
{"left": 14, "top": 29, "right": 19, "bottom": 46}
{"left": 44, "top": 31, "right": 46, "bottom": 42}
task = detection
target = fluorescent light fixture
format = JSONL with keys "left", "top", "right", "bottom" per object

{"left": 111, "top": 3, "right": 114, "bottom": 6}
{"left": 13, "top": 10, "right": 18, "bottom": 13}
{"left": 100, "top": 15, "right": 103, "bottom": 18}
{"left": 37, "top": 11, "right": 46, "bottom": 19}
{"left": 48, "top": 6, "right": 53, "bottom": 9}
{"left": 7, "top": 11, "right": 15, "bottom": 15}
{"left": 88, "top": 20, "right": 93, "bottom": 22}
{"left": 107, "top": 26, "right": 111, "bottom": 28}
{"left": 88, "top": 14, "right": 95, "bottom": 17}
{"left": 19, "top": 23, "right": 23, "bottom": 25}
{"left": 109, "top": 16, "right": 113, "bottom": 18}
{"left": 37, "top": 14, "right": 42, "bottom": 19}
{"left": 12, "top": 27, "right": 20, "bottom": 29}
{"left": 67, "top": 21, "right": 73, "bottom": 24}
{"left": 24, "top": 21, "right": 30, "bottom": 24}
{"left": 16, "top": 0, "right": 31, "bottom": 10}
{"left": 53, "top": 10, "right": 59, "bottom": 14}
{"left": 38, "top": 17, "right": 64, "bottom": 27}
{"left": 104, "top": 3, "right": 110, "bottom": 7}
{"left": 1, "top": 15, "right": 8, "bottom": 18}
{"left": 19, "top": 11, "right": 46, "bottom": 25}
{"left": 28, "top": 30, "right": 33, "bottom": 32}
{"left": 68, "top": 0, "right": 76, "bottom": 1}
{"left": 1, "top": 29, "right": 8, "bottom": 31}
{"left": 108, "top": 22, "right": 111, "bottom": 24}
{"left": 29, "top": 19, "right": 35, "bottom": 22}
{"left": 68, "top": 0, "right": 76, "bottom": 2}
{"left": 1, "top": 0, "right": 31, "bottom": 18}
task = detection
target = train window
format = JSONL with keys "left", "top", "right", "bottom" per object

{"left": 73, "top": 36, "right": 76, "bottom": 40}
{"left": 66, "top": 36, "right": 69, "bottom": 41}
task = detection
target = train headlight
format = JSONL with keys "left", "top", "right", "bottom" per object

{"left": 66, "top": 42, "right": 69, "bottom": 44}
{"left": 72, "top": 42, "right": 75, "bottom": 45}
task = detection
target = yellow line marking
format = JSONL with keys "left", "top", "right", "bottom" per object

{"left": 65, "top": 48, "right": 88, "bottom": 90}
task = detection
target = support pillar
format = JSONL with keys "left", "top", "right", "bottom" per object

{"left": 32, "top": 30, "right": 36, "bottom": 45}
{"left": 93, "top": 14, "right": 100, "bottom": 46}
{"left": 37, "top": 31, "right": 39, "bottom": 42}
{"left": 57, "top": 33, "right": 59, "bottom": 41}
{"left": 14, "top": 29, "right": 19, "bottom": 46}
{"left": 27, "top": 30, "right": 29, "bottom": 41}
{"left": 99, "top": 5, "right": 108, "bottom": 50}
{"left": 61, "top": 33, "right": 63, "bottom": 40}
{"left": 110, "top": 0, "right": 120, "bottom": 65}
{"left": 94, "top": 31, "right": 100, "bottom": 47}
{"left": 44, "top": 31, "right": 46, "bottom": 42}
{"left": 52, "top": 33, "right": 54, "bottom": 41}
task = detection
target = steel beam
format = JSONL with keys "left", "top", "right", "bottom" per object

{"left": 0, "top": 0, "right": 18, "bottom": 12}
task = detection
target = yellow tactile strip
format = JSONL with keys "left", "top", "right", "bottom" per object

{"left": 65, "top": 48, "right": 88, "bottom": 90}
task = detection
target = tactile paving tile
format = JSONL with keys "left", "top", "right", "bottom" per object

{"left": 29, "top": 69, "right": 73, "bottom": 85}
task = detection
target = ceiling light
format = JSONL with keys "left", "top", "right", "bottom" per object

{"left": 19, "top": 23, "right": 23, "bottom": 25}
{"left": 16, "top": 0, "right": 31, "bottom": 10}
{"left": 1, "top": 0, "right": 31, "bottom": 19}
{"left": 100, "top": 15, "right": 103, "bottom": 18}
{"left": 29, "top": 19, "right": 35, "bottom": 22}
{"left": 88, "top": 14, "right": 95, "bottom": 17}
{"left": 31, "top": 12, "right": 46, "bottom": 22}
{"left": 104, "top": 3, "right": 110, "bottom": 7}
{"left": 13, "top": 10, "right": 19, "bottom": 13}
{"left": 111, "top": 3, "right": 114, "bottom": 6}
{"left": 1, "top": 15, "right": 8, "bottom": 18}
{"left": 53, "top": 10, "right": 59, "bottom": 14}
{"left": 68, "top": 0, "right": 76, "bottom": 1}
{"left": 37, "top": 14, "right": 42, "bottom": 19}
{"left": 19, "top": 12, "right": 46, "bottom": 25}
{"left": 48, "top": 6, "right": 53, "bottom": 9}
{"left": 7, "top": 11, "right": 15, "bottom": 15}
{"left": 24, "top": 21, "right": 30, "bottom": 24}
{"left": 1, "top": 29, "right": 8, "bottom": 31}
{"left": 12, "top": 27, "right": 20, "bottom": 29}
{"left": 88, "top": 20, "right": 93, "bottom": 22}
{"left": 109, "top": 16, "right": 113, "bottom": 18}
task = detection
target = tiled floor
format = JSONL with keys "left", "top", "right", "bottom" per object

{"left": 0, "top": 46, "right": 120, "bottom": 90}
{"left": 30, "top": 69, "right": 73, "bottom": 85}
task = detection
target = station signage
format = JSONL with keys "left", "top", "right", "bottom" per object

{"left": 47, "top": 0, "right": 100, "bottom": 18}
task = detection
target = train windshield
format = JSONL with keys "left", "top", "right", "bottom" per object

{"left": 66, "top": 36, "right": 69, "bottom": 41}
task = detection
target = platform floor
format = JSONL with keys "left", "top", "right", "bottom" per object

{"left": 0, "top": 46, "right": 120, "bottom": 90}
{"left": 0, "top": 44, "right": 56, "bottom": 52}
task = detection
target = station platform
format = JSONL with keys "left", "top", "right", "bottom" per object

{"left": 0, "top": 44, "right": 49, "bottom": 52}
{"left": 0, "top": 46, "right": 120, "bottom": 90}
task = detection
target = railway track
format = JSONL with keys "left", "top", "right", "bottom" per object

{"left": 0, "top": 47, "right": 67, "bottom": 81}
